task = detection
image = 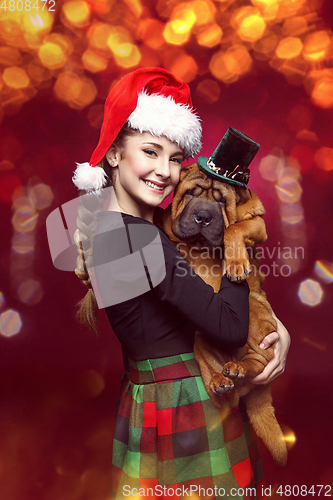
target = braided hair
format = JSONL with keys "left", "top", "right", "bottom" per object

{"left": 74, "top": 125, "right": 136, "bottom": 333}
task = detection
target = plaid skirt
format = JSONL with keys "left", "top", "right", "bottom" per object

{"left": 111, "top": 352, "right": 265, "bottom": 499}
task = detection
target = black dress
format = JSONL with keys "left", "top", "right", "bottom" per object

{"left": 93, "top": 211, "right": 264, "bottom": 499}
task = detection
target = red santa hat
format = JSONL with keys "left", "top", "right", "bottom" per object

{"left": 73, "top": 67, "right": 202, "bottom": 193}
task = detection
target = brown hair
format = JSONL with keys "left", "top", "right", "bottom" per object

{"left": 74, "top": 124, "right": 137, "bottom": 333}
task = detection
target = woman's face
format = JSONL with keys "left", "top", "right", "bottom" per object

{"left": 106, "top": 131, "right": 184, "bottom": 221}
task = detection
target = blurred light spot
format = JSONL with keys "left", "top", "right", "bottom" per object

{"left": 38, "top": 42, "right": 66, "bottom": 70}
{"left": 107, "top": 27, "right": 141, "bottom": 67}
{"left": 87, "top": 104, "right": 104, "bottom": 129}
{"left": 0, "top": 175, "right": 22, "bottom": 204}
{"left": 314, "top": 147, "right": 333, "bottom": 171}
{"left": 275, "top": 176, "right": 302, "bottom": 203}
{"left": 28, "top": 183, "right": 54, "bottom": 210}
{"left": 276, "top": 37, "right": 303, "bottom": 59}
{"left": 12, "top": 233, "right": 35, "bottom": 255}
{"left": 26, "top": 63, "right": 52, "bottom": 85}
{"left": 239, "top": 14, "right": 266, "bottom": 42}
{"left": 314, "top": 260, "right": 333, "bottom": 284}
{"left": 0, "top": 47, "right": 22, "bottom": 66}
{"left": 12, "top": 206, "right": 38, "bottom": 233}
{"left": 209, "top": 45, "right": 252, "bottom": 84}
{"left": 287, "top": 105, "right": 312, "bottom": 132}
{"left": 282, "top": 426, "right": 296, "bottom": 448}
{"left": 123, "top": 0, "right": 143, "bottom": 17}
{"left": 82, "top": 50, "right": 108, "bottom": 73}
{"left": 298, "top": 279, "right": 323, "bottom": 306}
{"left": 302, "top": 337, "right": 327, "bottom": 351}
{"left": 18, "top": 279, "right": 43, "bottom": 305}
{"left": 171, "top": 3, "right": 196, "bottom": 32}
{"left": 290, "top": 144, "right": 314, "bottom": 173}
{"left": 254, "top": 34, "right": 279, "bottom": 58}
{"left": 259, "top": 155, "right": 284, "bottom": 181}
{"left": 190, "top": 0, "right": 215, "bottom": 26}
{"left": 197, "top": 23, "right": 222, "bottom": 47}
{"left": 282, "top": 16, "right": 307, "bottom": 36}
{"left": 196, "top": 79, "right": 220, "bottom": 103}
{"left": 63, "top": 1, "right": 90, "bottom": 27}
{"left": 0, "top": 292, "right": 5, "bottom": 310}
{"left": 169, "top": 54, "right": 197, "bottom": 82}
{"left": 296, "top": 130, "right": 318, "bottom": 142}
{"left": 303, "top": 31, "right": 331, "bottom": 62}
{"left": 78, "top": 370, "right": 105, "bottom": 398}
{"left": 27, "top": 12, "right": 45, "bottom": 30}
{"left": 163, "top": 22, "right": 191, "bottom": 45}
{"left": 0, "top": 309, "right": 22, "bottom": 337}
{"left": 3, "top": 67, "right": 30, "bottom": 89}
{"left": 88, "top": 23, "right": 113, "bottom": 50}
{"left": 311, "top": 76, "right": 333, "bottom": 109}
{"left": 280, "top": 203, "right": 304, "bottom": 225}
{"left": 137, "top": 19, "right": 165, "bottom": 50}
{"left": 115, "top": 44, "right": 141, "bottom": 68}
{"left": 54, "top": 73, "right": 97, "bottom": 109}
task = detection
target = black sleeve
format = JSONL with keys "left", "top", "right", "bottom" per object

{"left": 153, "top": 234, "right": 249, "bottom": 349}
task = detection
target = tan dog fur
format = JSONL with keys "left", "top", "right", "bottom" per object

{"left": 154, "top": 163, "right": 287, "bottom": 466}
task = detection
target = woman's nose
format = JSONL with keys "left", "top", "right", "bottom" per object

{"left": 155, "top": 156, "right": 171, "bottom": 178}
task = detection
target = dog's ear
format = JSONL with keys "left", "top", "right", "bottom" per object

{"left": 235, "top": 188, "right": 265, "bottom": 221}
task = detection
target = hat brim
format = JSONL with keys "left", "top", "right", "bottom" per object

{"left": 197, "top": 156, "right": 248, "bottom": 189}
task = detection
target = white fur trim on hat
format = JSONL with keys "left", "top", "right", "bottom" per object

{"left": 72, "top": 162, "right": 108, "bottom": 194}
{"left": 127, "top": 91, "right": 202, "bottom": 158}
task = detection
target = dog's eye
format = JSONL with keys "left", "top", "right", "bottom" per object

{"left": 185, "top": 189, "right": 195, "bottom": 198}
{"left": 213, "top": 190, "right": 225, "bottom": 203}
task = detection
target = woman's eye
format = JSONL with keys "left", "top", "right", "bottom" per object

{"left": 143, "top": 149, "right": 157, "bottom": 157}
{"left": 171, "top": 157, "right": 183, "bottom": 165}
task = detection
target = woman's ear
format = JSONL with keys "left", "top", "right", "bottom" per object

{"left": 106, "top": 146, "right": 121, "bottom": 167}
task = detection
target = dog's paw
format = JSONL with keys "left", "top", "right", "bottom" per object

{"left": 223, "top": 361, "right": 246, "bottom": 379}
{"left": 225, "top": 258, "right": 251, "bottom": 282}
{"left": 209, "top": 373, "right": 234, "bottom": 395}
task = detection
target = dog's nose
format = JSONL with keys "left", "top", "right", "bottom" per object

{"left": 194, "top": 210, "right": 213, "bottom": 226}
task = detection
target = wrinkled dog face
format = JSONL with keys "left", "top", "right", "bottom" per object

{"left": 171, "top": 164, "right": 242, "bottom": 247}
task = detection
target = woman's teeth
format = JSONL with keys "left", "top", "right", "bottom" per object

{"left": 144, "top": 180, "right": 165, "bottom": 191}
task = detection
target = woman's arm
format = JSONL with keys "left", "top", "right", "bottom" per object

{"left": 250, "top": 315, "right": 291, "bottom": 384}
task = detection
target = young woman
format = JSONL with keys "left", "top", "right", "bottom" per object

{"left": 72, "top": 68, "right": 290, "bottom": 499}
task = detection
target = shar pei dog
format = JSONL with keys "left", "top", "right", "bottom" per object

{"left": 154, "top": 134, "right": 287, "bottom": 466}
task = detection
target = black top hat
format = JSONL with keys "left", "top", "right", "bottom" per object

{"left": 197, "top": 127, "right": 260, "bottom": 189}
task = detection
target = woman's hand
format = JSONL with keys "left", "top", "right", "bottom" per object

{"left": 250, "top": 316, "right": 291, "bottom": 385}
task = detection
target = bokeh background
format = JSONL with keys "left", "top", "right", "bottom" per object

{"left": 0, "top": 0, "right": 333, "bottom": 498}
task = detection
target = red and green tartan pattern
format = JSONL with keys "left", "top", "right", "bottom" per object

{"left": 111, "top": 353, "right": 265, "bottom": 499}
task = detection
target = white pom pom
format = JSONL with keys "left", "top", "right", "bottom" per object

{"left": 72, "top": 163, "right": 108, "bottom": 194}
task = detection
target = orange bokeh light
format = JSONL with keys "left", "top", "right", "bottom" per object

{"left": 314, "top": 147, "right": 333, "bottom": 171}
{"left": 163, "top": 22, "right": 191, "bottom": 46}
{"left": 209, "top": 45, "right": 252, "bottom": 84}
{"left": 3, "top": 67, "right": 30, "bottom": 89}
{"left": 311, "top": 76, "right": 333, "bottom": 109}
{"left": 239, "top": 14, "right": 266, "bottom": 42}
{"left": 82, "top": 50, "right": 108, "bottom": 73}
{"left": 169, "top": 54, "right": 198, "bottom": 82}
{"left": 54, "top": 72, "right": 97, "bottom": 110}
{"left": 276, "top": 37, "right": 303, "bottom": 59}
{"left": 88, "top": 23, "right": 114, "bottom": 50}
{"left": 63, "top": 1, "right": 90, "bottom": 27}
{"left": 303, "top": 31, "right": 331, "bottom": 62}
{"left": 38, "top": 42, "right": 66, "bottom": 69}
{"left": 190, "top": 0, "right": 215, "bottom": 26}
{"left": 137, "top": 19, "right": 165, "bottom": 50}
{"left": 197, "top": 24, "right": 222, "bottom": 47}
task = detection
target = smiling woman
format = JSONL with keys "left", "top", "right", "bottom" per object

{"left": 69, "top": 67, "right": 267, "bottom": 499}
{"left": 105, "top": 132, "right": 184, "bottom": 222}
